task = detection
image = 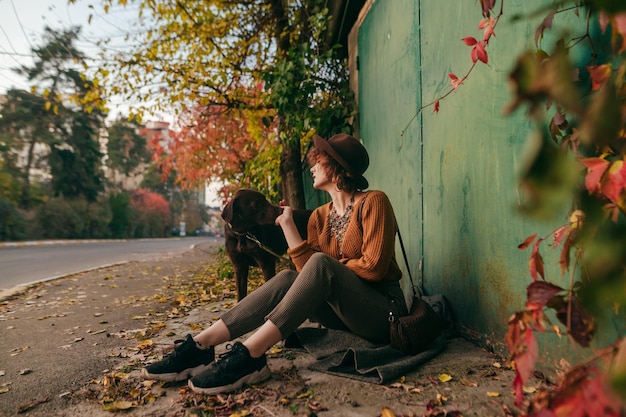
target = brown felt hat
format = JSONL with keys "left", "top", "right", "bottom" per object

{"left": 313, "top": 133, "right": 369, "bottom": 190}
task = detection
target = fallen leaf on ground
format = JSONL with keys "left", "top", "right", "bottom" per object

{"left": 136, "top": 339, "right": 153, "bottom": 350}
{"left": 296, "top": 389, "right": 313, "bottom": 399}
{"left": 439, "top": 373, "right": 453, "bottom": 382}
{"left": 486, "top": 391, "right": 500, "bottom": 397}
{"left": 460, "top": 378, "right": 478, "bottom": 387}
{"left": 381, "top": 407, "right": 397, "bottom": 417}
{"left": 428, "top": 375, "right": 440, "bottom": 384}
{"left": 307, "top": 400, "right": 328, "bottom": 412}
{"left": 102, "top": 400, "right": 135, "bottom": 411}
{"left": 268, "top": 345, "right": 283, "bottom": 355}
{"left": 389, "top": 382, "right": 413, "bottom": 392}
{"left": 228, "top": 410, "right": 252, "bottom": 417}
{"left": 17, "top": 396, "right": 50, "bottom": 413}
{"left": 9, "top": 346, "right": 29, "bottom": 356}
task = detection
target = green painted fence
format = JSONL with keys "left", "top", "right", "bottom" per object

{"left": 355, "top": 0, "right": 622, "bottom": 365}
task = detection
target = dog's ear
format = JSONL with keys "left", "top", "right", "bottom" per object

{"left": 221, "top": 200, "right": 234, "bottom": 222}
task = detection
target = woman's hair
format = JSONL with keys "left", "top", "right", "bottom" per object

{"left": 308, "top": 148, "right": 358, "bottom": 194}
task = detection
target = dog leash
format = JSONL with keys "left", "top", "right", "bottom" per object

{"left": 241, "top": 231, "right": 291, "bottom": 261}
{"left": 225, "top": 223, "right": 290, "bottom": 261}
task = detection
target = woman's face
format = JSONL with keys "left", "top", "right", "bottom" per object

{"left": 310, "top": 160, "right": 332, "bottom": 190}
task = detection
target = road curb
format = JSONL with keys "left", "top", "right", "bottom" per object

{"left": 0, "top": 239, "right": 128, "bottom": 248}
{"left": 0, "top": 260, "right": 133, "bottom": 303}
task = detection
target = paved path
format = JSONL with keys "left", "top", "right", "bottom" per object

{"left": 0, "top": 242, "right": 528, "bottom": 417}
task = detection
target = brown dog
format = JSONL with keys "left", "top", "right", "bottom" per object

{"left": 221, "top": 189, "right": 312, "bottom": 300}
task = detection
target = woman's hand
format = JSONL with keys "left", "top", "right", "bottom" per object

{"left": 275, "top": 199, "right": 304, "bottom": 249}
{"left": 275, "top": 199, "right": 293, "bottom": 228}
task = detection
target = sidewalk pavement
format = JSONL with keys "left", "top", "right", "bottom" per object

{"left": 0, "top": 241, "right": 527, "bottom": 417}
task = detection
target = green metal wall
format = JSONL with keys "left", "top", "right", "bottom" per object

{"left": 358, "top": 0, "right": 423, "bottom": 301}
{"left": 357, "top": 0, "right": 619, "bottom": 362}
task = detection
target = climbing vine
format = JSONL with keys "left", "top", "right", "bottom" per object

{"left": 422, "top": 0, "right": 626, "bottom": 415}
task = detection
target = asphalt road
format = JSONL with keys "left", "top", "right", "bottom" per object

{"left": 0, "top": 240, "right": 224, "bottom": 417}
{"left": 0, "top": 237, "right": 220, "bottom": 289}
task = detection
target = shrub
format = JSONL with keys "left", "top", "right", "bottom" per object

{"left": 35, "top": 198, "right": 85, "bottom": 239}
{"left": 0, "top": 197, "right": 26, "bottom": 241}
{"left": 109, "top": 192, "right": 136, "bottom": 238}
{"left": 130, "top": 189, "right": 172, "bottom": 238}
{"left": 79, "top": 198, "right": 112, "bottom": 239}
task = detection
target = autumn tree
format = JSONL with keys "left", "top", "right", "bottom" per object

{"left": 131, "top": 188, "right": 172, "bottom": 237}
{"left": 157, "top": 96, "right": 281, "bottom": 205}
{"left": 78, "top": 0, "right": 355, "bottom": 208}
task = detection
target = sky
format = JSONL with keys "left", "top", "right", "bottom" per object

{"left": 0, "top": 0, "right": 159, "bottom": 120}
{"left": 1, "top": 0, "right": 127, "bottom": 90}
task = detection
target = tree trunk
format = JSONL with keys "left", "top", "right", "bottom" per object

{"left": 19, "top": 139, "right": 36, "bottom": 209}
{"left": 280, "top": 140, "right": 306, "bottom": 209}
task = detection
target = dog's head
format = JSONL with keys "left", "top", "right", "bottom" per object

{"left": 221, "top": 189, "right": 282, "bottom": 232}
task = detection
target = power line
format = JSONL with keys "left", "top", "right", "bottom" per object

{"left": 0, "top": 22, "right": 19, "bottom": 55}
{"left": 9, "top": 0, "right": 34, "bottom": 51}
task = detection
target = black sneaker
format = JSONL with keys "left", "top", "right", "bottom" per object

{"left": 141, "top": 334, "right": 214, "bottom": 382}
{"left": 188, "top": 342, "right": 271, "bottom": 394}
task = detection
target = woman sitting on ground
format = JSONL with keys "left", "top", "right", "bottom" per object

{"left": 141, "top": 133, "right": 408, "bottom": 394}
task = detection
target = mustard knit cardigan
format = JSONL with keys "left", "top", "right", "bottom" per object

{"left": 288, "top": 190, "right": 402, "bottom": 282}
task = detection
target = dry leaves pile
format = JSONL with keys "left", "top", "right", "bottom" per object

{"left": 76, "top": 253, "right": 310, "bottom": 415}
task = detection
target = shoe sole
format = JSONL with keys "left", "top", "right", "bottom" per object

{"left": 188, "top": 365, "right": 271, "bottom": 394}
{"left": 140, "top": 363, "right": 213, "bottom": 382}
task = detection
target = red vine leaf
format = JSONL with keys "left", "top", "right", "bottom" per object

{"left": 480, "top": 0, "right": 495, "bottom": 17}
{"left": 553, "top": 296, "right": 595, "bottom": 347}
{"left": 462, "top": 36, "right": 478, "bottom": 46}
{"left": 529, "top": 238, "right": 545, "bottom": 281}
{"left": 559, "top": 236, "right": 573, "bottom": 276}
{"left": 507, "top": 317, "right": 539, "bottom": 407}
{"left": 470, "top": 41, "right": 488, "bottom": 64}
{"left": 527, "top": 281, "right": 564, "bottom": 307}
{"left": 448, "top": 73, "right": 463, "bottom": 90}
{"left": 534, "top": 366, "right": 624, "bottom": 417}
{"left": 587, "top": 64, "right": 612, "bottom": 91}
{"left": 604, "top": 202, "right": 621, "bottom": 223}
{"left": 518, "top": 233, "right": 538, "bottom": 250}
{"left": 601, "top": 160, "right": 626, "bottom": 203}
{"left": 579, "top": 157, "right": 609, "bottom": 194}
{"left": 479, "top": 17, "right": 496, "bottom": 42}
{"left": 552, "top": 225, "right": 569, "bottom": 248}
{"left": 534, "top": 10, "right": 556, "bottom": 47}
